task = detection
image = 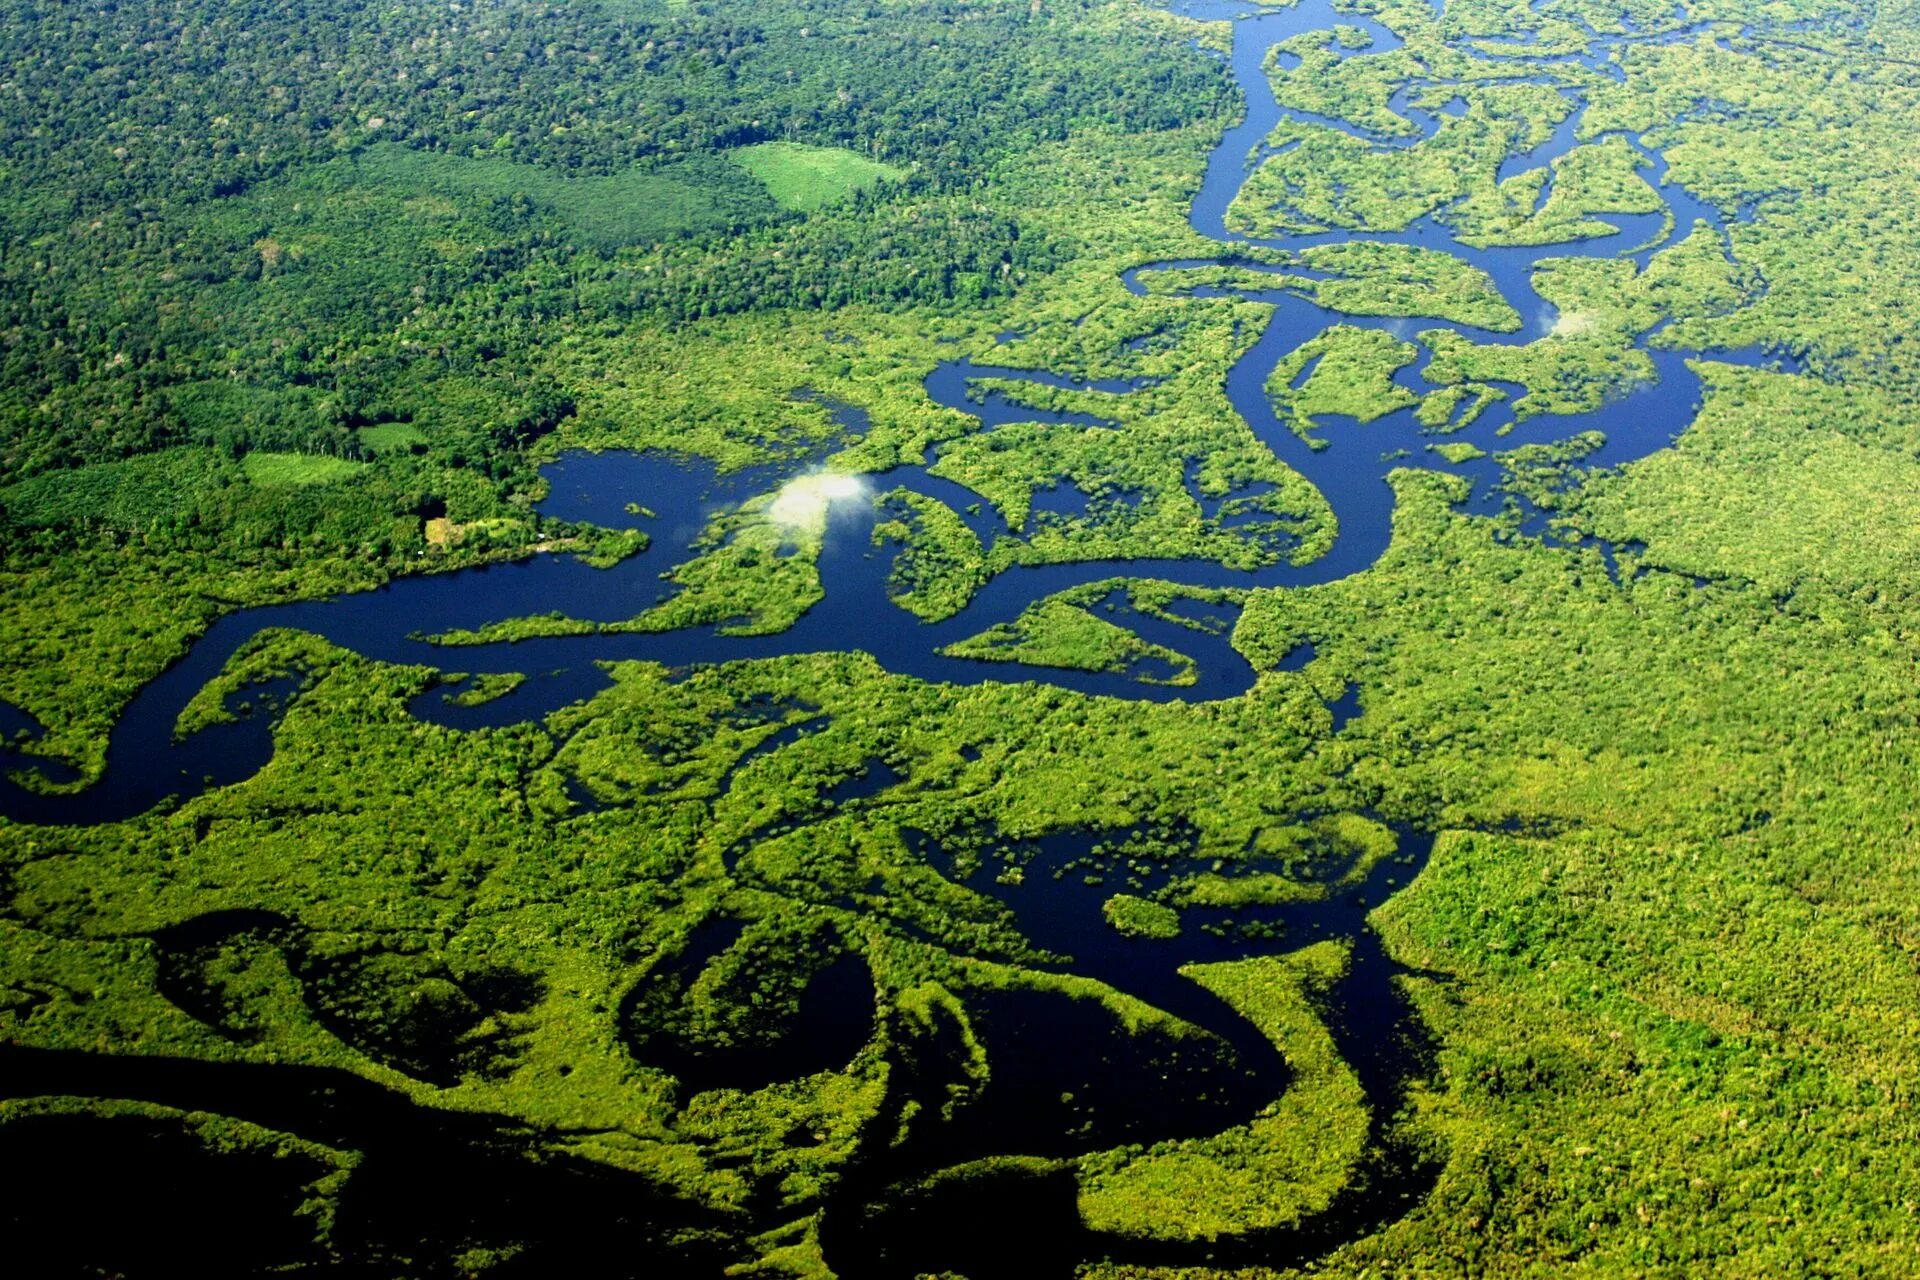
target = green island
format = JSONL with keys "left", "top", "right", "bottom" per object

{"left": 5, "top": 0, "right": 1920, "bottom": 1276}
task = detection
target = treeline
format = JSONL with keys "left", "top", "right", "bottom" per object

{"left": 0, "top": 0, "right": 1228, "bottom": 484}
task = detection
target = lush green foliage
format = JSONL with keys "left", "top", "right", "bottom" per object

{"left": 1079, "top": 945, "right": 1368, "bottom": 1241}
{"left": 8, "top": 0, "right": 1920, "bottom": 1276}
{"left": 941, "top": 595, "right": 1200, "bottom": 685}
{"left": 730, "top": 143, "right": 908, "bottom": 213}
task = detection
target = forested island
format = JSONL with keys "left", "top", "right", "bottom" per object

{"left": 5, "top": 0, "right": 1920, "bottom": 1275}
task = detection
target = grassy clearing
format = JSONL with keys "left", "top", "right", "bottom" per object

{"left": 729, "top": 142, "right": 907, "bottom": 213}
{"left": 240, "top": 453, "right": 367, "bottom": 488}
{"left": 353, "top": 423, "right": 427, "bottom": 453}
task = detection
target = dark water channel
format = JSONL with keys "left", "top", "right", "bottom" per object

{"left": 0, "top": 1044, "right": 745, "bottom": 1278}
{"left": 816, "top": 821, "right": 1442, "bottom": 1278}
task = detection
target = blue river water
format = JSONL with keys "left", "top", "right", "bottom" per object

{"left": 0, "top": 0, "right": 1803, "bottom": 825}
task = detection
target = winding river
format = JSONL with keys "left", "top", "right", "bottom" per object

{"left": 1, "top": 3, "right": 1795, "bottom": 818}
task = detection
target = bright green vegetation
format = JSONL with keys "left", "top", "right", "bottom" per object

{"left": 9, "top": 0, "right": 1920, "bottom": 1275}
{"left": 730, "top": 143, "right": 908, "bottom": 213}
{"left": 1078, "top": 944, "right": 1367, "bottom": 1241}
{"left": 172, "top": 630, "right": 335, "bottom": 741}
{"left": 1165, "top": 813, "right": 1400, "bottom": 909}
{"left": 639, "top": 535, "right": 826, "bottom": 636}
{"left": 1416, "top": 222, "right": 1768, "bottom": 422}
{"left": 1, "top": 450, "right": 237, "bottom": 532}
{"left": 1137, "top": 241, "right": 1524, "bottom": 331}
{"left": 240, "top": 453, "right": 368, "bottom": 489}
{"left": 1424, "top": 326, "right": 1658, "bottom": 419}
{"left": 1428, "top": 440, "right": 1488, "bottom": 464}
{"left": 352, "top": 423, "right": 428, "bottom": 454}
{"left": 1268, "top": 326, "right": 1421, "bottom": 438}
{"left": 1234, "top": 81, "right": 1574, "bottom": 237}
{"left": 1469, "top": 137, "right": 1666, "bottom": 248}
{"left": 443, "top": 672, "right": 531, "bottom": 709}
{"left": 874, "top": 490, "right": 990, "bottom": 621}
{"left": 941, "top": 595, "right": 1199, "bottom": 686}
{"left": 1417, "top": 382, "right": 1509, "bottom": 431}
{"left": 1572, "top": 365, "right": 1920, "bottom": 589}
{"left": 1103, "top": 893, "right": 1183, "bottom": 939}
{"left": 931, "top": 577, "right": 1234, "bottom": 690}
{"left": 1300, "top": 241, "right": 1524, "bottom": 331}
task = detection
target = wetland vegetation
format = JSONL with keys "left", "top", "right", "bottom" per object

{"left": 6, "top": 0, "right": 1920, "bottom": 1276}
